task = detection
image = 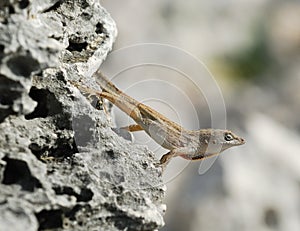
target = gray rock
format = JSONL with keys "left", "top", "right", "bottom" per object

{"left": 0, "top": 1, "right": 165, "bottom": 230}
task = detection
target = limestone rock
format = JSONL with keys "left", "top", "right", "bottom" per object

{"left": 0, "top": 1, "right": 165, "bottom": 230}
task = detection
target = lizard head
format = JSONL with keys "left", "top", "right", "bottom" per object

{"left": 204, "top": 129, "right": 245, "bottom": 154}
{"left": 218, "top": 130, "right": 245, "bottom": 151}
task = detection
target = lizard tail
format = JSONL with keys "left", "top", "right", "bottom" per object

{"left": 93, "top": 70, "right": 140, "bottom": 106}
{"left": 93, "top": 70, "right": 121, "bottom": 95}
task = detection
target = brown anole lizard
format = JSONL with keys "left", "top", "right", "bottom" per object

{"left": 71, "top": 71, "right": 245, "bottom": 171}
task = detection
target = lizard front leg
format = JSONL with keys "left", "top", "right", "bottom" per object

{"left": 157, "top": 147, "right": 195, "bottom": 174}
{"left": 155, "top": 150, "right": 175, "bottom": 175}
{"left": 159, "top": 150, "right": 176, "bottom": 167}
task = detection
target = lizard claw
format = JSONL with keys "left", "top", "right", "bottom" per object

{"left": 154, "top": 162, "right": 164, "bottom": 176}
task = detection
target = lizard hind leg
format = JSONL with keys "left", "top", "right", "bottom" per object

{"left": 113, "top": 124, "right": 143, "bottom": 142}
{"left": 121, "top": 124, "right": 144, "bottom": 132}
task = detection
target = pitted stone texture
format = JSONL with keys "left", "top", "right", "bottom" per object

{"left": 0, "top": 1, "right": 165, "bottom": 230}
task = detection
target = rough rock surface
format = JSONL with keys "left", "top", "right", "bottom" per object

{"left": 0, "top": 1, "right": 165, "bottom": 230}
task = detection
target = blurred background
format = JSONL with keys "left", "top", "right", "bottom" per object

{"left": 102, "top": 0, "right": 300, "bottom": 230}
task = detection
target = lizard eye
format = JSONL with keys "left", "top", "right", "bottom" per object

{"left": 224, "top": 133, "right": 234, "bottom": 141}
